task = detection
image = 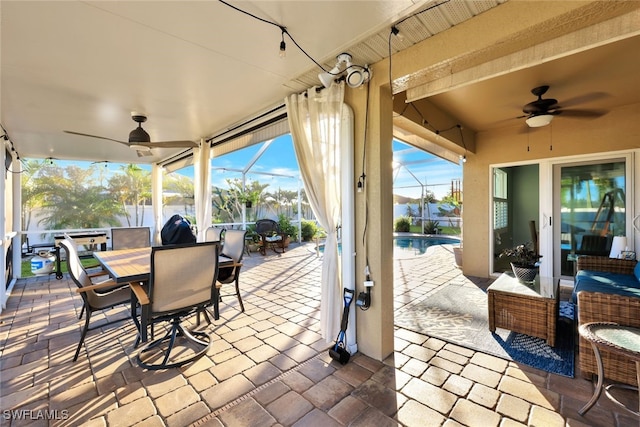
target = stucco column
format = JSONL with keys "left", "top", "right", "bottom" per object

{"left": 346, "top": 78, "right": 395, "bottom": 361}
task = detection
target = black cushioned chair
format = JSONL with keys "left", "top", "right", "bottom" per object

{"left": 255, "top": 219, "right": 285, "bottom": 255}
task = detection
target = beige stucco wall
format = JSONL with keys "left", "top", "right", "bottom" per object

{"left": 346, "top": 1, "right": 640, "bottom": 362}
{"left": 463, "top": 103, "right": 640, "bottom": 277}
{"left": 345, "top": 78, "right": 395, "bottom": 361}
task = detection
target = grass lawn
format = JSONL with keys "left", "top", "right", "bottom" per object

{"left": 409, "top": 225, "right": 460, "bottom": 236}
{"left": 21, "top": 257, "right": 100, "bottom": 278}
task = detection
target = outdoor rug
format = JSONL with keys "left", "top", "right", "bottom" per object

{"left": 395, "top": 283, "right": 575, "bottom": 377}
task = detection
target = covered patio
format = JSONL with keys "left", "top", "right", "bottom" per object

{"left": 1, "top": 242, "right": 636, "bottom": 426}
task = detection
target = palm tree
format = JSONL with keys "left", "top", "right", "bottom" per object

{"left": 36, "top": 164, "right": 124, "bottom": 230}
{"left": 108, "top": 164, "right": 151, "bottom": 226}
{"left": 164, "top": 173, "right": 195, "bottom": 218}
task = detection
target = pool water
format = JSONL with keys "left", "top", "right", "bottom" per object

{"left": 394, "top": 236, "right": 460, "bottom": 255}
{"left": 319, "top": 236, "right": 460, "bottom": 255}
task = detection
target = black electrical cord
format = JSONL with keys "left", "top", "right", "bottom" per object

{"left": 387, "top": 0, "right": 451, "bottom": 96}
{"left": 218, "top": 0, "right": 329, "bottom": 72}
{"left": 1, "top": 122, "right": 24, "bottom": 174}
{"left": 360, "top": 79, "right": 371, "bottom": 270}
{"left": 401, "top": 102, "right": 462, "bottom": 136}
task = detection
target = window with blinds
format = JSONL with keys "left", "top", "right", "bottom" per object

{"left": 494, "top": 168, "right": 508, "bottom": 230}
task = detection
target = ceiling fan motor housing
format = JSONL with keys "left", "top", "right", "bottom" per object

{"left": 129, "top": 114, "right": 150, "bottom": 142}
{"left": 129, "top": 125, "right": 150, "bottom": 143}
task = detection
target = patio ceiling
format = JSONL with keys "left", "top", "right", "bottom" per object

{"left": 2, "top": 1, "right": 640, "bottom": 167}
{"left": 2, "top": 0, "right": 501, "bottom": 165}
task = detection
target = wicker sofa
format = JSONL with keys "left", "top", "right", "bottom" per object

{"left": 574, "top": 255, "right": 640, "bottom": 386}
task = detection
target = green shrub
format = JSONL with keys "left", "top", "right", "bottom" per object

{"left": 423, "top": 220, "right": 440, "bottom": 234}
{"left": 301, "top": 220, "right": 318, "bottom": 241}
{"left": 394, "top": 216, "right": 411, "bottom": 232}
{"left": 278, "top": 214, "right": 298, "bottom": 239}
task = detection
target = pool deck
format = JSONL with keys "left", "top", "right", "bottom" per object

{"left": 1, "top": 242, "right": 637, "bottom": 426}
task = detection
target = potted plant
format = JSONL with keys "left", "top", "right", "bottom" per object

{"left": 499, "top": 242, "right": 542, "bottom": 282}
{"left": 244, "top": 227, "right": 261, "bottom": 253}
{"left": 277, "top": 214, "right": 297, "bottom": 248}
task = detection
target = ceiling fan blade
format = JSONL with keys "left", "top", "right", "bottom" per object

{"left": 556, "top": 109, "right": 608, "bottom": 118}
{"left": 64, "top": 130, "right": 129, "bottom": 146}
{"left": 134, "top": 140, "right": 198, "bottom": 148}
{"left": 558, "top": 92, "right": 609, "bottom": 108}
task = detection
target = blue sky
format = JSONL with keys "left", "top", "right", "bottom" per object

{"left": 39, "top": 134, "right": 462, "bottom": 200}
{"left": 209, "top": 135, "right": 462, "bottom": 200}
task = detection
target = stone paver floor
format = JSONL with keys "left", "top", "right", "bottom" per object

{"left": 1, "top": 242, "right": 637, "bottom": 426}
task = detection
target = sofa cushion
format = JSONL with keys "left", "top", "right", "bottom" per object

{"left": 634, "top": 261, "right": 640, "bottom": 281}
{"left": 572, "top": 270, "right": 640, "bottom": 303}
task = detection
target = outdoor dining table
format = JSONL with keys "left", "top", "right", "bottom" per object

{"left": 93, "top": 246, "right": 232, "bottom": 343}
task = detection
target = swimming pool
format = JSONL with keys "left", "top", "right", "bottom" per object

{"left": 394, "top": 235, "right": 460, "bottom": 255}
{"left": 317, "top": 235, "right": 460, "bottom": 255}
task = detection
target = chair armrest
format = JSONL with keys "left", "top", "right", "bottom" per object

{"left": 129, "top": 282, "right": 150, "bottom": 305}
{"left": 220, "top": 261, "right": 242, "bottom": 268}
{"left": 576, "top": 255, "right": 636, "bottom": 275}
{"left": 76, "top": 279, "right": 120, "bottom": 293}
{"left": 87, "top": 270, "right": 108, "bottom": 279}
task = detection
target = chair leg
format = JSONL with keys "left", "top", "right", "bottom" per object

{"left": 197, "top": 308, "right": 212, "bottom": 325}
{"left": 78, "top": 305, "right": 85, "bottom": 319}
{"left": 73, "top": 309, "right": 91, "bottom": 362}
{"left": 235, "top": 278, "right": 244, "bottom": 312}
{"left": 137, "top": 318, "right": 210, "bottom": 370}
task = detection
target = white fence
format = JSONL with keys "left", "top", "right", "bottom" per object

{"left": 394, "top": 203, "right": 462, "bottom": 228}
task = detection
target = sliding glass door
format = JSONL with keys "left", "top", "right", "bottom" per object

{"left": 492, "top": 154, "right": 632, "bottom": 279}
{"left": 554, "top": 159, "right": 628, "bottom": 278}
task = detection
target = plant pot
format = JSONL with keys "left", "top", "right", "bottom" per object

{"left": 510, "top": 262, "right": 538, "bottom": 282}
{"left": 281, "top": 236, "right": 291, "bottom": 249}
{"left": 453, "top": 246, "right": 463, "bottom": 268}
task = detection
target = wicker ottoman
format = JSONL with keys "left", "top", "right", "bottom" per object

{"left": 487, "top": 273, "right": 559, "bottom": 346}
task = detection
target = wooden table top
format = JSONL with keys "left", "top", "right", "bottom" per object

{"left": 94, "top": 247, "right": 151, "bottom": 284}
{"left": 94, "top": 246, "right": 237, "bottom": 284}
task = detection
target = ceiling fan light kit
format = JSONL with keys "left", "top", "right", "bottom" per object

{"left": 526, "top": 114, "right": 554, "bottom": 128}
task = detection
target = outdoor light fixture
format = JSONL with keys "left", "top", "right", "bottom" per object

{"left": 279, "top": 28, "right": 286, "bottom": 58}
{"left": 391, "top": 26, "right": 404, "bottom": 41}
{"left": 525, "top": 114, "right": 554, "bottom": 128}
{"left": 345, "top": 64, "right": 370, "bottom": 88}
{"left": 458, "top": 125, "right": 467, "bottom": 164}
{"left": 319, "top": 53, "right": 371, "bottom": 89}
{"left": 356, "top": 174, "right": 366, "bottom": 193}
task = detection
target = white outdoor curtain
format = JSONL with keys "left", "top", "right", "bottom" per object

{"left": 285, "top": 82, "right": 344, "bottom": 342}
{"left": 193, "top": 139, "right": 212, "bottom": 242}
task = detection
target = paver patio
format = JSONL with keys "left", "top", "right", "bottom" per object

{"left": 1, "top": 242, "right": 637, "bottom": 426}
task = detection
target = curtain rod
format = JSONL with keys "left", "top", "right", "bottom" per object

{"left": 210, "top": 113, "right": 288, "bottom": 148}
{"left": 206, "top": 104, "right": 286, "bottom": 143}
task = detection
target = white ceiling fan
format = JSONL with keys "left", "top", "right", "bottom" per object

{"left": 65, "top": 112, "right": 198, "bottom": 157}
